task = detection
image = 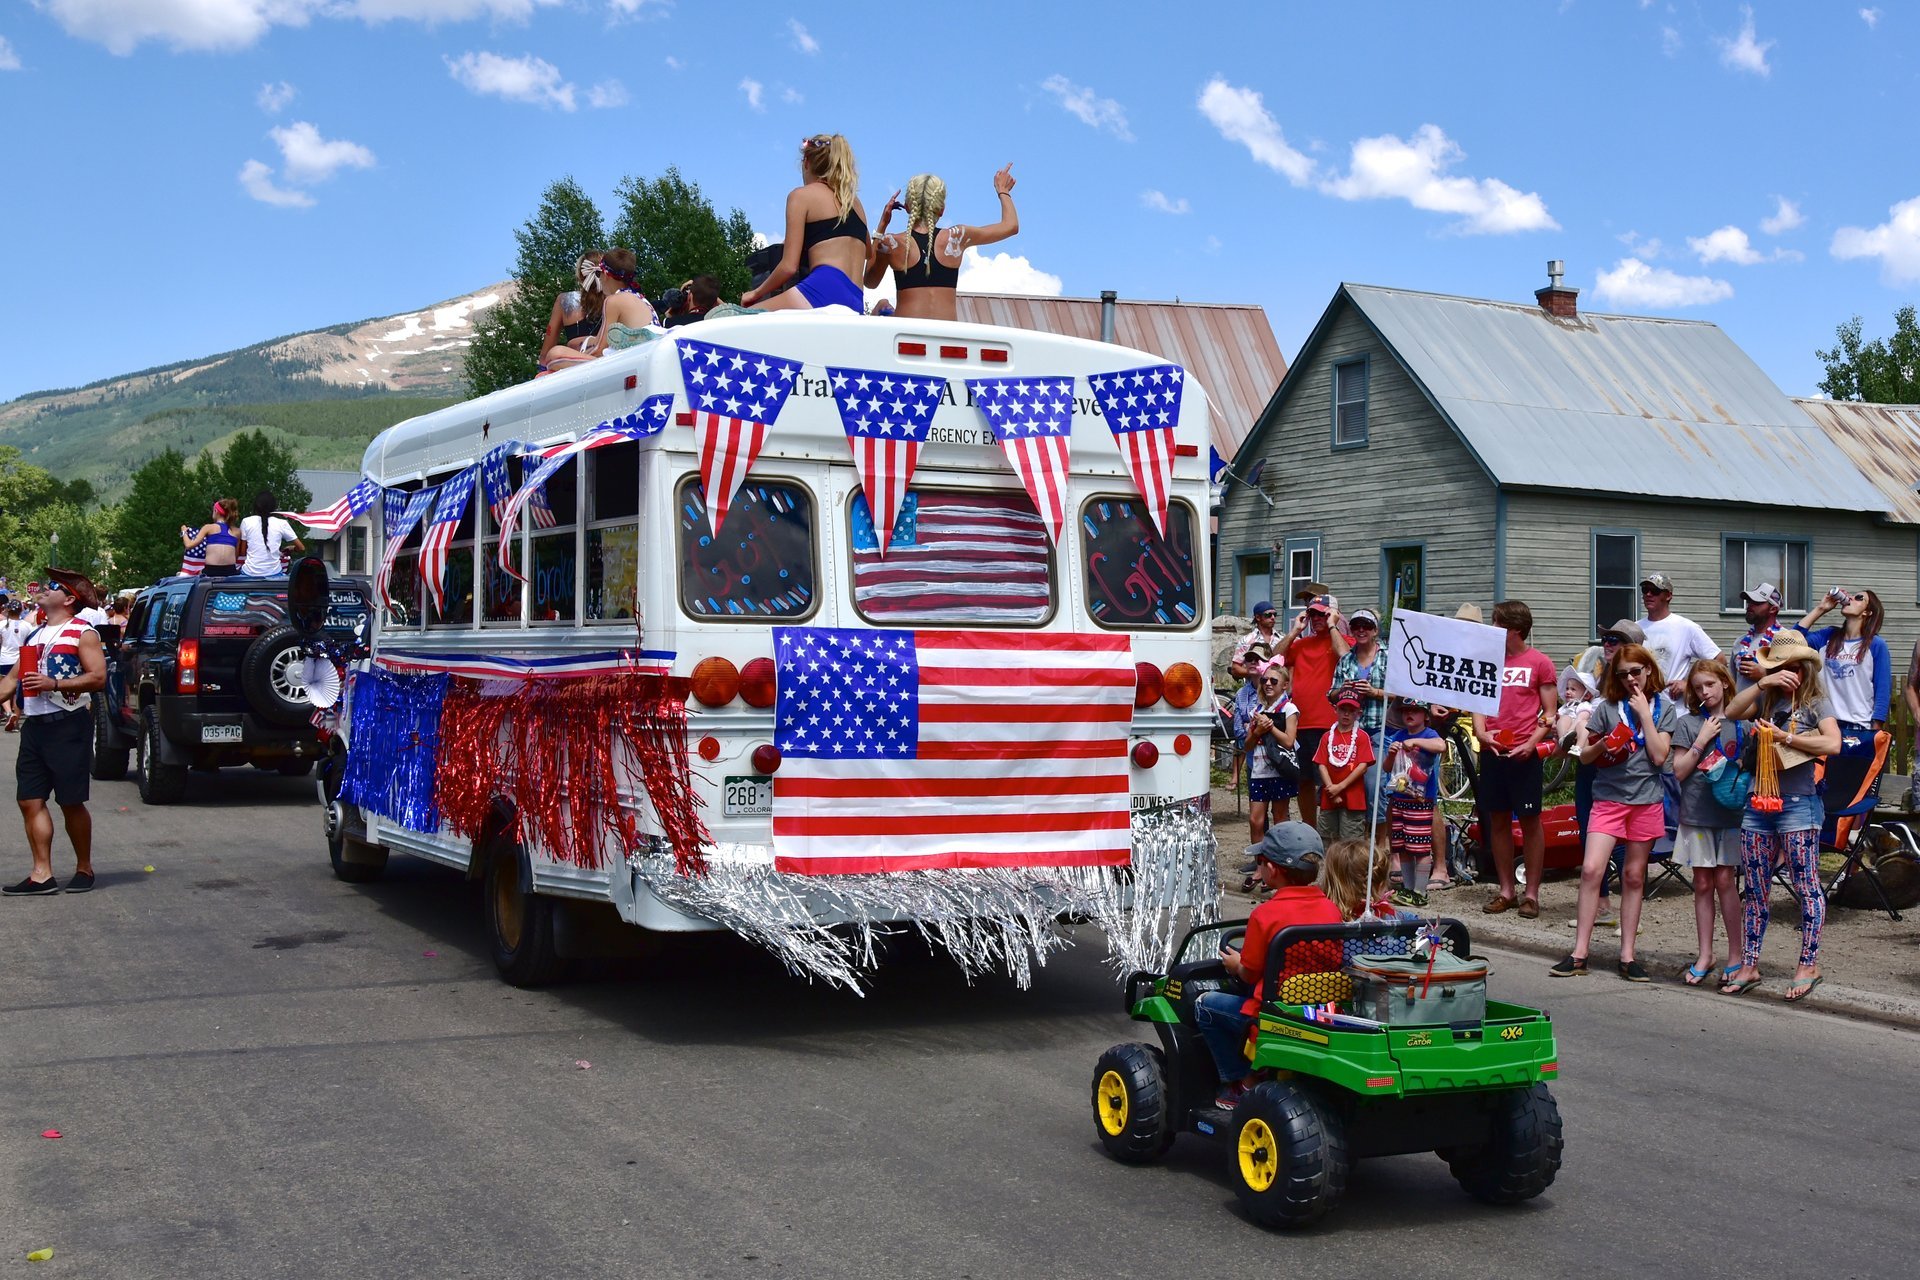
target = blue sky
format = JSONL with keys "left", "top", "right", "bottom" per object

{"left": 2, "top": 1, "right": 1917, "bottom": 405}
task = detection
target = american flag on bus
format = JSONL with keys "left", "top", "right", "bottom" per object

{"left": 374, "top": 486, "right": 437, "bottom": 616}
{"left": 418, "top": 466, "right": 476, "bottom": 617}
{"left": 825, "top": 364, "right": 945, "bottom": 552}
{"left": 967, "top": 376, "right": 1075, "bottom": 547}
{"left": 1088, "top": 363, "right": 1185, "bottom": 537}
{"left": 850, "top": 489, "right": 1051, "bottom": 624}
{"left": 280, "top": 476, "right": 380, "bottom": 535}
{"left": 494, "top": 398, "right": 673, "bottom": 583}
{"left": 676, "top": 337, "right": 801, "bottom": 535}
{"left": 769, "top": 626, "right": 1134, "bottom": 874}
{"left": 480, "top": 441, "right": 554, "bottom": 530}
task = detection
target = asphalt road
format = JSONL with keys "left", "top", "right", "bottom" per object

{"left": 3, "top": 752, "right": 1916, "bottom": 1279}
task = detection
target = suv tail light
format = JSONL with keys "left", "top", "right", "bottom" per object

{"left": 738, "top": 657, "right": 777, "bottom": 708}
{"left": 1162, "top": 662, "right": 1203, "bottom": 708}
{"left": 690, "top": 657, "right": 740, "bottom": 707}
{"left": 177, "top": 639, "right": 200, "bottom": 693}
{"left": 1134, "top": 662, "right": 1163, "bottom": 709}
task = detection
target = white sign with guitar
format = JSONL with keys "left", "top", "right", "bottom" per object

{"left": 1382, "top": 608, "right": 1507, "bottom": 717}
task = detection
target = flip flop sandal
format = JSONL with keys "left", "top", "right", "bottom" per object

{"left": 1719, "top": 965, "right": 1740, "bottom": 984}
{"left": 1719, "top": 976, "right": 1762, "bottom": 997}
{"left": 1785, "top": 976, "right": 1823, "bottom": 1003}
{"left": 1683, "top": 963, "right": 1713, "bottom": 986}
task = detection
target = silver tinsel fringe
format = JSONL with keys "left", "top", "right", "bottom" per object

{"left": 628, "top": 797, "right": 1219, "bottom": 993}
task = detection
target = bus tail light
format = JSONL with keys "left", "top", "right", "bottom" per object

{"left": 751, "top": 744, "right": 783, "bottom": 774}
{"left": 1173, "top": 734, "right": 1193, "bottom": 756}
{"left": 690, "top": 657, "right": 740, "bottom": 707}
{"left": 738, "top": 657, "right": 777, "bottom": 708}
{"left": 697, "top": 736, "right": 722, "bottom": 762}
{"left": 1131, "top": 740, "right": 1160, "bottom": 769}
{"left": 1162, "top": 662, "right": 1203, "bottom": 708}
{"left": 1133, "top": 662, "right": 1163, "bottom": 709}
{"left": 177, "top": 640, "right": 200, "bottom": 693}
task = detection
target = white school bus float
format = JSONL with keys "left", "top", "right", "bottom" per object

{"left": 321, "top": 312, "right": 1220, "bottom": 989}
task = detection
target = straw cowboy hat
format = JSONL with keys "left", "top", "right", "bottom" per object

{"left": 1756, "top": 628, "right": 1822, "bottom": 670}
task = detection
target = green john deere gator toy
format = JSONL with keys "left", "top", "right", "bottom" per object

{"left": 1091, "top": 917, "right": 1563, "bottom": 1229}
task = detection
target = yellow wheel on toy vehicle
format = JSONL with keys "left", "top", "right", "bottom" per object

{"left": 1237, "top": 1118, "right": 1279, "bottom": 1191}
{"left": 1090, "top": 1043, "right": 1174, "bottom": 1163}
{"left": 1096, "top": 1070, "right": 1130, "bottom": 1136}
{"left": 1228, "top": 1081, "right": 1350, "bottom": 1229}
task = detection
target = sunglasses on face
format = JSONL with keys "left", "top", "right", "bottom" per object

{"left": 1351, "top": 621, "right": 1376, "bottom": 631}
{"left": 1259, "top": 678, "right": 1281, "bottom": 687}
{"left": 1601, "top": 636, "right": 1623, "bottom": 647}
{"left": 1619, "top": 665, "right": 1647, "bottom": 678}
{"left": 1255, "top": 612, "right": 1274, "bottom": 620}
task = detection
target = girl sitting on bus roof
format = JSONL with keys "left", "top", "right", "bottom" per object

{"left": 740, "top": 134, "right": 869, "bottom": 312}
{"left": 542, "top": 250, "right": 658, "bottom": 371}
{"left": 865, "top": 166, "right": 1019, "bottom": 321}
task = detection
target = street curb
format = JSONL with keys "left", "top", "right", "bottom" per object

{"left": 1217, "top": 888, "right": 1920, "bottom": 1033}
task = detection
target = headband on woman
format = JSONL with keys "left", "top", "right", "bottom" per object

{"left": 598, "top": 261, "right": 638, "bottom": 284}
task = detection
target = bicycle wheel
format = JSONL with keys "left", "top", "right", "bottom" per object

{"left": 1440, "top": 737, "right": 1476, "bottom": 802}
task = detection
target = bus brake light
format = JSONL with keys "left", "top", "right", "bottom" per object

{"left": 1133, "top": 662, "right": 1163, "bottom": 709}
{"left": 738, "top": 657, "right": 777, "bottom": 708}
{"left": 1131, "top": 740, "right": 1160, "bottom": 769}
{"left": 751, "top": 744, "right": 783, "bottom": 775}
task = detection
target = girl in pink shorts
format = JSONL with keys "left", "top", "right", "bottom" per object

{"left": 1551, "top": 643, "right": 1678, "bottom": 982}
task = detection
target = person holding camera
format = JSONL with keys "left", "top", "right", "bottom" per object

{"left": 663, "top": 276, "right": 722, "bottom": 329}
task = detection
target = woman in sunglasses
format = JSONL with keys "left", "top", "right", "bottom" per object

{"left": 1552, "top": 643, "right": 1677, "bottom": 983}
{"left": 1243, "top": 662, "right": 1300, "bottom": 847}
{"left": 1796, "top": 588, "right": 1889, "bottom": 733}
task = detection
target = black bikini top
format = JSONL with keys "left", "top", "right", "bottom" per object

{"left": 896, "top": 228, "right": 959, "bottom": 291}
{"left": 801, "top": 207, "right": 869, "bottom": 249}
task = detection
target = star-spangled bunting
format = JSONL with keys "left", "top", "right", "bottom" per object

{"left": 675, "top": 337, "right": 802, "bottom": 535}
{"left": 375, "top": 486, "right": 438, "bottom": 616}
{"left": 496, "top": 396, "right": 674, "bottom": 583}
{"left": 419, "top": 466, "right": 477, "bottom": 618}
{"left": 480, "top": 443, "right": 521, "bottom": 523}
{"left": 966, "top": 376, "right": 1075, "bottom": 546}
{"left": 1088, "top": 363, "right": 1185, "bottom": 536}
{"left": 281, "top": 476, "right": 380, "bottom": 535}
{"left": 825, "top": 365, "right": 946, "bottom": 553}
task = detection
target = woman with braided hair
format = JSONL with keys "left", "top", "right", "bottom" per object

{"left": 865, "top": 165, "right": 1020, "bottom": 321}
{"left": 742, "top": 134, "right": 870, "bottom": 311}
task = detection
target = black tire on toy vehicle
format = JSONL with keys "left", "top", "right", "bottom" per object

{"left": 1090, "top": 1043, "right": 1176, "bottom": 1163}
{"left": 484, "top": 842, "right": 567, "bottom": 988}
{"left": 91, "top": 693, "right": 130, "bottom": 781}
{"left": 1227, "top": 1080, "right": 1350, "bottom": 1229}
{"left": 136, "top": 706, "right": 188, "bottom": 805}
{"left": 1442, "top": 1083, "right": 1563, "bottom": 1205}
{"left": 240, "top": 625, "right": 312, "bottom": 728}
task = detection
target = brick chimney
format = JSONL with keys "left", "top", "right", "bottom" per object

{"left": 1535, "top": 259, "right": 1578, "bottom": 318}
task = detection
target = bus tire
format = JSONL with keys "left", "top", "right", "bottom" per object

{"left": 485, "top": 842, "right": 566, "bottom": 988}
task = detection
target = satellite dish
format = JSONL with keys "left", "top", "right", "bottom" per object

{"left": 1243, "top": 457, "right": 1268, "bottom": 487}
{"left": 301, "top": 656, "right": 341, "bottom": 709}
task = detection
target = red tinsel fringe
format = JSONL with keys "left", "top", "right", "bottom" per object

{"left": 435, "top": 674, "right": 708, "bottom": 875}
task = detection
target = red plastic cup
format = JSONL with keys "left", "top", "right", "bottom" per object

{"left": 17, "top": 645, "right": 39, "bottom": 679}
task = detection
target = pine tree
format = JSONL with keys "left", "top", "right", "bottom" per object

{"left": 110, "top": 448, "right": 202, "bottom": 587}
{"left": 215, "top": 430, "right": 312, "bottom": 518}
{"left": 464, "top": 178, "right": 608, "bottom": 398}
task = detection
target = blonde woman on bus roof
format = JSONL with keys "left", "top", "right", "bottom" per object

{"left": 866, "top": 166, "right": 1019, "bottom": 322}
{"left": 741, "top": 134, "right": 870, "bottom": 312}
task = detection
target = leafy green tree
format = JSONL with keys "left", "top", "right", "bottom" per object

{"left": 109, "top": 448, "right": 202, "bottom": 587}
{"left": 611, "top": 167, "right": 757, "bottom": 303}
{"left": 211, "top": 429, "right": 311, "bottom": 517}
{"left": 1817, "top": 306, "right": 1920, "bottom": 402}
{"left": 464, "top": 177, "right": 608, "bottom": 398}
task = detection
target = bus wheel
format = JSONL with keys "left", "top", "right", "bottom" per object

{"left": 484, "top": 842, "right": 566, "bottom": 988}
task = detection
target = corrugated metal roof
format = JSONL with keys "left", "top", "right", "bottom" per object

{"left": 296, "top": 468, "right": 359, "bottom": 507}
{"left": 1794, "top": 397, "right": 1920, "bottom": 525}
{"left": 1342, "top": 284, "right": 1891, "bottom": 514}
{"left": 955, "top": 292, "right": 1286, "bottom": 464}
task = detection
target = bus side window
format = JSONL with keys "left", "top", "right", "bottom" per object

{"left": 587, "top": 442, "right": 640, "bottom": 623}
{"left": 677, "top": 477, "right": 817, "bottom": 621}
{"left": 1080, "top": 497, "right": 1201, "bottom": 629}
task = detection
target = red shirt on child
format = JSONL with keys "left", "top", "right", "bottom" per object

{"left": 1312, "top": 726, "right": 1376, "bottom": 810}
{"left": 1238, "top": 884, "right": 1344, "bottom": 1015}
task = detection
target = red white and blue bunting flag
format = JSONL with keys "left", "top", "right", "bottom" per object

{"left": 495, "top": 397, "right": 674, "bottom": 583}
{"left": 419, "top": 466, "right": 477, "bottom": 618}
{"left": 375, "top": 647, "right": 675, "bottom": 680}
{"left": 966, "top": 376, "right": 1075, "bottom": 546}
{"left": 375, "top": 485, "right": 439, "bottom": 616}
{"left": 825, "top": 365, "right": 946, "bottom": 553}
{"left": 676, "top": 338, "right": 802, "bottom": 536}
{"left": 1088, "top": 364, "right": 1184, "bottom": 537}
{"left": 281, "top": 476, "right": 380, "bottom": 535}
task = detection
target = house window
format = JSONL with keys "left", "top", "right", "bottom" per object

{"left": 1234, "top": 551, "right": 1272, "bottom": 617}
{"left": 346, "top": 526, "right": 368, "bottom": 574}
{"left": 1722, "top": 536, "right": 1809, "bottom": 613}
{"left": 1592, "top": 530, "right": 1639, "bottom": 638}
{"left": 1283, "top": 537, "right": 1321, "bottom": 620}
{"left": 1333, "top": 358, "right": 1369, "bottom": 448}
{"left": 1382, "top": 543, "right": 1423, "bottom": 622}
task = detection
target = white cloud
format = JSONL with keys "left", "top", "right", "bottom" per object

{"left": 42, "top": 0, "right": 560, "bottom": 56}
{"left": 957, "top": 248, "right": 1063, "bottom": 297}
{"left": 1831, "top": 195, "right": 1920, "bottom": 285}
{"left": 1197, "top": 78, "right": 1312, "bottom": 184}
{"left": 664, "top": 55, "right": 683, "bottom": 70}
{"left": 270, "top": 120, "right": 375, "bottom": 183}
{"left": 1760, "top": 195, "right": 1804, "bottom": 235}
{"left": 781, "top": 85, "right": 803, "bottom": 104}
{"left": 1660, "top": 25, "right": 1682, "bottom": 56}
{"left": 445, "top": 51, "right": 576, "bottom": 111}
{"left": 608, "top": 0, "right": 672, "bottom": 15}
{"left": 588, "top": 79, "right": 627, "bottom": 109}
{"left": 1688, "top": 225, "right": 1766, "bottom": 265}
{"left": 238, "top": 159, "right": 314, "bottom": 208}
{"left": 0, "top": 36, "right": 21, "bottom": 70}
{"left": 1140, "top": 190, "right": 1190, "bottom": 215}
{"left": 1204, "top": 235, "right": 1222, "bottom": 254}
{"left": 1861, "top": 8, "right": 1881, "bottom": 29}
{"left": 1041, "top": 74, "right": 1132, "bottom": 142}
{"left": 1718, "top": 5, "right": 1774, "bottom": 76}
{"left": 738, "top": 76, "right": 764, "bottom": 111}
{"left": 257, "top": 80, "right": 295, "bottom": 112}
{"left": 786, "top": 18, "right": 818, "bottom": 54}
{"left": 1319, "top": 124, "right": 1557, "bottom": 234}
{"left": 1594, "top": 258, "right": 1733, "bottom": 308}
{"left": 1617, "top": 229, "right": 1665, "bottom": 258}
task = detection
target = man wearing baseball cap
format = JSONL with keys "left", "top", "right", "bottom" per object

{"left": 1273, "top": 591, "right": 1346, "bottom": 823}
{"left": 1192, "top": 823, "right": 1341, "bottom": 1109}
{"left": 1637, "top": 572, "right": 1720, "bottom": 697}
{"left": 1731, "top": 583, "right": 1783, "bottom": 692}
{"left": 0, "top": 568, "right": 106, "bottom": 896}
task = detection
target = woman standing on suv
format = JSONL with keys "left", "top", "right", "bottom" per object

{"left": 239, "top": 490, "right": 304, "bottom": 577}
{"left": 183, "top": 499, "right": 242, "bottom": 577}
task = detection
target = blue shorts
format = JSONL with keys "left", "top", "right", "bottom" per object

{"left": 1249, "top": 774, "right": 1298, "bottom": 802}
{"left": 793, "top": 263, "right": 862, "bottom": 310}
{"left": 1742, "top": 792, "right": 1821, "bottom": 835}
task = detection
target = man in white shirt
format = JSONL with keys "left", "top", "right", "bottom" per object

{"left": 1637, "top": 572, "right": 1721, "bottom": 696}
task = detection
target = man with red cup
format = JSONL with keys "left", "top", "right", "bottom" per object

{"left": 1, "top": 568, "right": 107, "bottom": 896}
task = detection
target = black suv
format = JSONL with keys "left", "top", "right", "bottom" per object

{"left": 97, "top": 575, "right": 373, "bottom": 804}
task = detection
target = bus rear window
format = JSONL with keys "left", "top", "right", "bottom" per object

{"left": 849, "top": 489, "right": 1053, "bottom": 626}
{"left": 1080, "top": 497, "right": 1200, "bottom": 629}
{"left": 677, "top": 478, "right": 816, "bottom": 620}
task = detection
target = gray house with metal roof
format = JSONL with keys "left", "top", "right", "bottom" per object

{"left": 1218, "top": 272, "right": 1908, "bottom": 663}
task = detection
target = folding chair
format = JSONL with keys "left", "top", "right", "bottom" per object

{"left": 1816, "top": 728, "right": 1902, "bottom": 921}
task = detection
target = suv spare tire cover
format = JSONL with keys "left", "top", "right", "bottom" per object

{"left": 241, "top": 624, "right": 313, "bottom": 727}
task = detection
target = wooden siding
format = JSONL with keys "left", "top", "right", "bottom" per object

{"left": 1217, "top": 300, "right": 1497, "bottom": 618}
{"left": 1503, "top": 491, "right": 1920, "bottom": 664}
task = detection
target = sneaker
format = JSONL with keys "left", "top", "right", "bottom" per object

{"left": 1390, "top": 888, "right": 1428, "bottom": 908}
{"left": 1548, "top": 954, "right": 1588, "bottom": 977}
{"left": 65, "top": 872, "right": 95, "bottom": 894}
{"left": 1213, "top": 1082, "right": 1248, "bottom": 1110}
{"left": 1566, "top": 908, "right": 1620, "bottom": 929}
{"left": 2, "top": 876, "right": 60, "bottom": 896}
